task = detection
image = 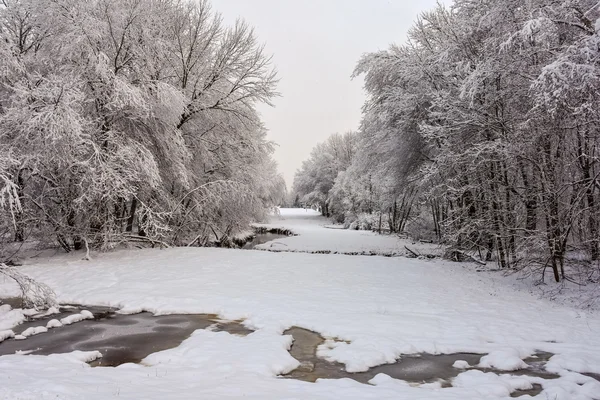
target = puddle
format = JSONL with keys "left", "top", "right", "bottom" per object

{"left": 243, "top": 233, "right": 290, "bottom": 249}
{"left": 0, "top": 304, "right": 252, "bottom": 367}
{"left": 283, "top": 327, "right": 559, "bottom": 396}
{"left": 511, "top": 384, "right": 543, "bottom": 397}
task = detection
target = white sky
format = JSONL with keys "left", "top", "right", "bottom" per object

{"left": 212, "top": 0, "right": 450, "bottom": 187}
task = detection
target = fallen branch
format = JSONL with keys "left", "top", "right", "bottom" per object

{"left": 0, "top": 263, "right": 57, "bottom": 309}
{"left": 404, "top": 245, "right": 420, "bottom": 258}
{"left": 120, "top": 234, "right": 171, "bottom": 248}
{"left": 457, "top": 250, "right": 486, "bottom": 266}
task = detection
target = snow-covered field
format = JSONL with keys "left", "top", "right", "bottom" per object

{"left": 0, "top": 209, "right": 599, "bottom": 399}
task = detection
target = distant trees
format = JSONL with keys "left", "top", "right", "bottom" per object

{"left": 0, "top": 0, "right": 285, "bottom": 254}
{"left": 294, "top": 0, "right": 600, "bottom": 282}
{"left": 292, "top": 131, "right": 357, "bottom": 219}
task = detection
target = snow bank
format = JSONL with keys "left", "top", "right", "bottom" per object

{"left": 452, "top": 370, "right": 534, "bottom": 397}
{"left": 60, "top": 310, "right": 94, "bottom": 325}
{"left": 143, "top": 329, "right": 299, "bottom": 377}
{"left": 20, "top": 326, "right": 48, "bottom": 338}
{"left": 0, "top": 305, "right": 25, "bottom": 331}
{"left": 478, "top": 349, "right": 529, "bottom": 371}
{"left": 46, "top": 319, "right": 63, "bottom": 329}
{"left": 0, "top": 330, "right": 14, "bottom": 343}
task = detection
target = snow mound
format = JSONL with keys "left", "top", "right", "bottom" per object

{"left": 369, "top": 373, "right": 411, "bottom": 386}
{"left": 61, "top": 350, "right": 103, "bottom": 364}
{"left": 20, "top": 326, "right": 48, "bottom": 338}
{"left": 453, "top": 370, "right": 534, "bottom": 397}
{"left": 21, "top": 308, "right": 41, "bottom": 317}
{"left": 0, "top": 329, "right": 15, "bottom": 342}
{"left": 60, "top": 311, "right": 94, "bottom": 325}
{"left": 46, "top": 319, "right": 63, "bottom": 329}
{"left": 453, "top": 360, "right": 470, "bottom": 369}
{"left": 547, "top": 352, "right": 600, "bottom": 375}
{"left": 478, "top": 350, "right": 528, "bottom": 371}
{"left": 43, "top": 307, "right": 60, "bottom": 316}
{"left": 0, "top": 305, "right": 26, "bottom": 331}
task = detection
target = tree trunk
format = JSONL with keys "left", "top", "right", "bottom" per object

{"left": 126, "top": 198, "right": 138, "bottom": 233}
{"left": 14, "top": 169, "right": 25, "bottom": 242}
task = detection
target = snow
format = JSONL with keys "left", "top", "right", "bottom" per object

{"left": 0, "top": 330, "right": 14, "bottom": 343}
{"left": 60, "top": 311, "right": 94, "bottom": 325}
{"left": 0, "top": 209, "right": 599, "bottom": 399}
{"left": 478, "top": 349, "right": 529, "bottom": 371}
{"left": 451, "top": 370, "right": 535, "bottom": 397}
{"left": 46, "top": 319, "right": 63, "bottom": 329}
{"left": 0, "top": 304, "right": 26, "bottom": 331}
{"left": 453, "top": 360, "right": 470, "bottom": 369}
{"left": 42, "top": 306, "right": 60, "bottom": 316}
{"left": 20, "top": 308, "right": 40, "bottom": 317}
{"left": 254, "top": 208, "right": 442, "bottom": 256}
{"left": 20, "top": 326, "right": 48, "bottom": 338}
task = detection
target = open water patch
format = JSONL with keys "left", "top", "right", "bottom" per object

{"left": 242, "top": 233, "right": 291, "bottom": 249}
{"left": 0, "top": 302, "right": 253, "bottom": 367}
{"left": 282, "top": 327, "right": 563, "bottom": 397}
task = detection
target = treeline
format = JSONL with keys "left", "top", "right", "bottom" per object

{"left": 0, "top": 0, "right": 285, "bottom": 255}
{"left": 293, "top": 0, "right": 600, "bottom": 282}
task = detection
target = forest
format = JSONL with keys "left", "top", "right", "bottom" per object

{"left": 0, "top": 0, "right": 286, "bottom": 256}
{"left": 293, "top": 0, "right": 600, "bottom": 282}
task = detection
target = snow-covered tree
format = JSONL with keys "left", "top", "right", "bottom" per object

{"left": 306, "top": 0, "right": 600, "bottom": 282}
{"left": 0, "top": 0, "right": 282, "bottom": 253}
{"left": 292, "top": 132, "right": 357, "bottom": 219}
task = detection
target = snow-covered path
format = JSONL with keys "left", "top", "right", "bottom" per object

{"left": 0, "top": 209, "right": 599, "bottom": 399}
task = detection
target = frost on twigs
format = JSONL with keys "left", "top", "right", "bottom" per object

{"left": 0, "top": 263, "right": 57, "bottom": 309}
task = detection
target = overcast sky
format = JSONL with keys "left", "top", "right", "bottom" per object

{"left": 212, "top": 0, "right": 450, "bottom": 187}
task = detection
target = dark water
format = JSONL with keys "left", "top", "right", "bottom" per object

{"left": 283, "top": 327, "right": 560, "bottom": 397}
{"left": 0, "top": 297, "right": 24, "bottom": 309}
{"left": 243, "top": 233, "right": 290, "bottom": 249}
{"left": 0, "top": 304, "right": 252, "bottom": 367}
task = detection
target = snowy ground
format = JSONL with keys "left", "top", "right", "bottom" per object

{"left": 0, "top": 209, "right": 599, "bottom": 399}
{"left": 254, "top": 208, "right": 442, "bottom": 256}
